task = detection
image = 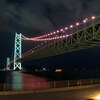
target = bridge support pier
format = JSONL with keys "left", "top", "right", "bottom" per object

{"left": 14, "top": 32, "right": 22, "bottom": 70}
{"left": 6, "top": 57, "right": 10, "bottom": 71}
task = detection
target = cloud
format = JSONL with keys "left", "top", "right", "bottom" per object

{"left": 0, "top": 0, "right": 100, "bottom": 35}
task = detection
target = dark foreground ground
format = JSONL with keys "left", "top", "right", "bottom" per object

{"left": 0, "top": 86, "right": 100, "bottom": 100}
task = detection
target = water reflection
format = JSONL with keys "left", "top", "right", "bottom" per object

{"left": 0, "top": 71, "right": 51, "bottom": 91}
{"left": 12, "top": 72, "right": 22, "bottom": 90}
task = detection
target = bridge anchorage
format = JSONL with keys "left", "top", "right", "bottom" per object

{"left": 14, "top": 32, "right": 22, "bottom": 70}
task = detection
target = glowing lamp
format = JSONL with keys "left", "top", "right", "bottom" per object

{"left": 61, "top": 29, "right": 63, "bottom": 31}
{"left": 57, "top": 30, "right": 59, "bottom": 33}
{"left": 70, "top": 25, "right": 73, "bottom": 28}
{"left": 76, "top": 22, "right": 79, "bottom": 26}
{"left": 85, "top": 18, "right": 88, "bottom": 21}
{"left": 60, "top": 36, "right": 62, "bottom": 38}
{"left": 50, "top": 33, "right": 53, "bottom": 35}
{"left": 53, "top": 32, "right": 56, "bottom": 34}
{"left": 83, "top": 20, "right": 86, "bottom": 23}
{"left": 65, "top": 27, "right": 68, "bottom": 30}
{"left": 57, "top": 37, "right": 59, "bottom": 39}
{"left": 92, "top": 16, "right": 95, "bottom": 20}
{"left": 66, "top": 35, "right": 69, "bottom": 37}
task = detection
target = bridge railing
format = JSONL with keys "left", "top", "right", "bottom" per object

{"left": 1, "top": 78, "right": 100, "bottom": 91}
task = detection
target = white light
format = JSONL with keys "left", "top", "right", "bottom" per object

{"left": 63, "top": 35, "right": 65, "bottom": 38}
{"left": 92, "top": 16, "right": 95, "bottom": 20}
{"left": 70, "top": 25, "right": 73, "bottom": 28}
{"left": 76, "top": 22, "right": 79, "bottom": 26}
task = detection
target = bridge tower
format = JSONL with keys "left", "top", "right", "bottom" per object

{"left": 6, "top": 57, "right": 10, "bottom": 70}
{"left": 14, "top": 32, "right": 22, "bottom": 70}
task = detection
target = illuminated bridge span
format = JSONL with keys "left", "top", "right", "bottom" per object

{"left": 8, "top": 15, "right": 100, "bottom": 70}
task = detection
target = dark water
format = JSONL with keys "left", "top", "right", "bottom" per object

{"left": 0, "top": 71, "right": 52, "bottom": 91}
{"left": 1, "top": 70, "right": 100, "bottom": 91}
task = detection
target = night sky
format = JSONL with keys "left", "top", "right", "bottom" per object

{"left": 0, "top": 0, "right": 100, "bottom": 69}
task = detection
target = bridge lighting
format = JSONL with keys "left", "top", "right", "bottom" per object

{"left": 83, "top": 20, "right": 87, "bottom": 23}
{"left": 66, "top": 34, "right": 69, "bottom": 37}
{"left": 53, "top": 32, "right": 56, "bottom": 34}
{"left": 91, "top": 16, "right": 95, "bottom": 19}
{"left": 60, "top": 36, "right": 62, "bottom": 38}
{"left": 85, "top": 18, "right": 88, "bottom": 21}
{"left": 53, "top": 38, "right": 55, "bottom": 39}
{"left": 57, "top": 30, "right": 59, "bottom": 33}
{"left": 76, "top": 22, "right": 79, "bottom": 26}
{"left": 57, "top": 36, "right": 59, "bottom": 39}
{"left": 70, "top": 25, "right": 73, "bottom": 28}
{"left": 63, "top": 35, "right": 65, "bottom": 38}
{"left": 61, "top": 29, "right": 63, "bottom": 31}
{"left": 50, "top": 33, "right": 53, "bottom": 35}
{"left": 65, "top": 27, "right": 68, "bottom": 30}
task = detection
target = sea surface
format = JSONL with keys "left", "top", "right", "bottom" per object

{"left": 0, "top": 70, "right": 100, "bottom": 91}
{"left": 0, "top": 71, "right": 52, "bottom": 91}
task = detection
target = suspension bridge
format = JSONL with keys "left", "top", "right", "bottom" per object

{"left": 6, "top": 15, "right": 100, "bottom": 70}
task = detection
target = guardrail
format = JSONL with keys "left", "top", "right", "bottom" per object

{"left": 1, "top": 78, "right": 100, "bottom": 91}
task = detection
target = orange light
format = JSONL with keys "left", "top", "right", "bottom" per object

{"left": 55, "top": 69, "right": 62, "bottom": 72}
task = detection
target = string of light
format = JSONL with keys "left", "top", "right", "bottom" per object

{"left": 21, "top": 16, "right": 96, "bottom": 42}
